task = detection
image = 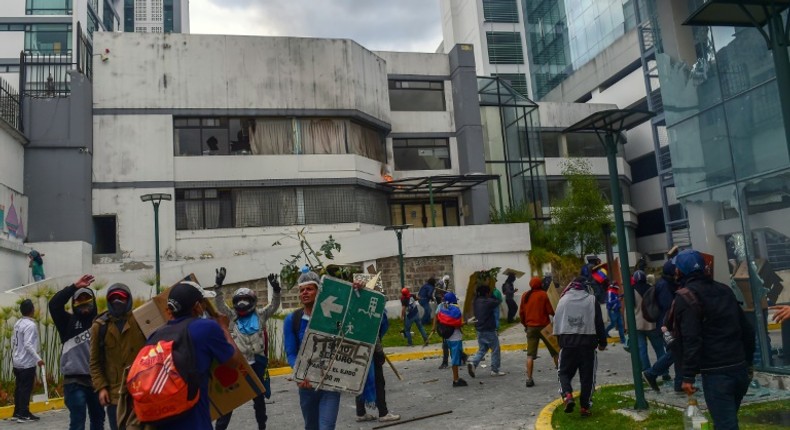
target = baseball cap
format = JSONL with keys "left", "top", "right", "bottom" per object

{"left": 168, "top": 282, "right": 205, "bottom": 317}
{"left": 675, "top": 249, "right": 705, "bottom": 276}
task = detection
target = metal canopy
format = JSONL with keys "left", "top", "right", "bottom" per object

{"left": 563, "top": 109, "right": 656, "bottom": 135}
{"left": 683, "top": 0, "right": 790, "bottom": 27}
{"left": 381, "top": 174, "right": 499, "bottom": 194}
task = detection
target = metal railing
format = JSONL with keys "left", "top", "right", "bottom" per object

{"left": 19, "top": 22, "right": 92, "bottom": 99}
{"left": 0, "top": 77, "right": 21, "bottom": 132}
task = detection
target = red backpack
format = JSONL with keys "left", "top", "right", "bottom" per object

{"left": 126, "top": 318, "right": 200, "bottom": 424}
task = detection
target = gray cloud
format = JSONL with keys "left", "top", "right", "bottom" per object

{"left": 200, "top": 0, "right": 443, "bottom": 52}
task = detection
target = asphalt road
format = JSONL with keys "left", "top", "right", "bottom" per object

{"left": 7, "top": 343, "right": 637, "bottom": 430}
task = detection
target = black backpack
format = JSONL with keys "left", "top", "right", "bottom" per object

{"left": 435, "top": 321, "right": 455, "bottom": 339}
{"left": 641, "top": 286, "right": 661, "bottom": 323}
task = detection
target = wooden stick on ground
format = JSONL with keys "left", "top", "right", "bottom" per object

{"left": 372, "top": 410, "right": 453, "bottom": 429}
{"left": 383, "top": 354, "right": 403, "bottom": 381}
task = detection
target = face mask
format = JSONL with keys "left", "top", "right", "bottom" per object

{"left": 76, "top": 303, "right": 95, "bottom": 317}
{"left": 109, "top": 300, "right": 128, "bottom": 317}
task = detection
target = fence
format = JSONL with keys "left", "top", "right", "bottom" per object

{"left": 19, "top": 22, "right": 92, "bottom": 99}
{"left": 0, "top": 77, "right": 21, "bottom": 132}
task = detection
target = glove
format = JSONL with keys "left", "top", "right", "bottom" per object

{"left": 215, "top": 267, "right": 226, "bottom": 287}
{"left": 268, "top": 273, "right": 281, "bottom": 294}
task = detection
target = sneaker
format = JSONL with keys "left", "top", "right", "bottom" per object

{"left": 490, "top": 370, "right": 507, "bottom": 377}
{"left": 563, "top": 393, "right": 575, "bottom": 413}
{"left": 642, "top": 371, "right": 660, "bottom": 392}
{"left": 356, "top": 413, "right": 377, "bottom": 422}
{"left": 453, "top": 378, "right": 468, "bottom": 387}
{"left": 467, "top": 362, "right": 476, "bottom": 378}
{"left": 526, "top": 378, "right": 535, "bottom": 387}
{"left": 438, "top": 363, "right": 448, "bottom": 369}
{"left": 662, "top": 374, "right": 672, "bottom": 382}
{"left": 580, "top": 407, "right": 592, "bottom": 418}
{"left": 16, "top": 414, "right": 40, "bottom": 423}
{"left": 378, "top": 413, "right": 401, "bottom": 422}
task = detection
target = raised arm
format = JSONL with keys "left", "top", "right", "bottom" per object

{"left": 257, "top": 274, "right": 282, "bottom": 322}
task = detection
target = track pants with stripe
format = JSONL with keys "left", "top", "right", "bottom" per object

{"left": 557, "top": 346, "right": 597, "bottom": 409}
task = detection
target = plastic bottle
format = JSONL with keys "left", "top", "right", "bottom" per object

{"left": 684, "top": 396, "right": 711, "bottom": 430}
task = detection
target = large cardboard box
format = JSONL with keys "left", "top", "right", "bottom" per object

{"left": 132, "top": 276, "right": 265, "bottom": 420}
{"left": 540, "top": 323, "right": 561, "bottom": 354}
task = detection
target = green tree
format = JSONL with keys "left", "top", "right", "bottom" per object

{"left": 550, "top": 159, "right": 613, "bottom": 258}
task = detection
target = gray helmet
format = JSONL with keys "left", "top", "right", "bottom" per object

{"left": 297, "top": 271, "right": 321, "bottom": 287}
{"left": 232, "top": 287, "right": 257, "bottom": 316}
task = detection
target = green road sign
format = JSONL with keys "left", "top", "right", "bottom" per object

{"left": 293, "top": 276, "right": 386, "bottom": 394}
{"left": 308, "top": 276, "right": 385, "bottom": 344}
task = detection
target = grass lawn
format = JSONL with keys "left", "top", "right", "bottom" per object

{"left": 380, "top": 317, "right": 520, "bottom": 348}
{"left": 551, "top": 385, "right": 788, "bottom": 430}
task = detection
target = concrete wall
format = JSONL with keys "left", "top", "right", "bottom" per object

{"left": 0, "top": 238, "right": 31, "bottom": 290}
{"left": 92, "top": 33, "right": 391, "bottom": 125}
{"left": 24, "top": 71, "right": 93, "bottom": 244}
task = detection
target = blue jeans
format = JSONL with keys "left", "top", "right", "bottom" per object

{"left": 419, "top": 298, "right": 432, "bottom": 325}
{"left": 298, "top": 388, "right": 341, "bottom": 430}
{"left": 64, "top": 383, "right": 104, "bottom": 430}
{"left": 645, "top": 349, "right": 682, "bottom": 391}
{"left": 33, "top": 274, "right": 45, "bottom": 282}
{"left": 701, "top": 367, "right": 750, "bottom": 430}
{"left": 636, "top": 329, "right": 666, "bottom": 371}
{"left": 605, "top": 309, "right": 625, "bottom": 343}
{"left": 469, "top": 330, "right": 501, "bottom": 372}
{"left": 404, "top": 314, "right": 427, "bottom": 345}
{"left": 106, "top": 404, "right": 117, "bottom": 430}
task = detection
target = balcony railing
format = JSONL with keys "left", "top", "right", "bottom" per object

{"left": 0, "top": 77, "right": 21, "bottom": 132}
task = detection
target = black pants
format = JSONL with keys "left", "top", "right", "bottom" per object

{"left": 558, "top": 347, "right": 596, "bottom": 409}
{"left": 215, "top": 359, "right": 268, "bottom": 430}
{"left": 441, "top": 339, "right": 468, "bottom": 365}
{"left": 505, "top": 297, "right": 518, "bottom": 322}
{"left": 13, "top": 367, "right": 36, "bottom": 417}
{"left": 356, "top": 350, "right": 388, "bottom": 417}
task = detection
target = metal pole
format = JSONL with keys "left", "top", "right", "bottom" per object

{"left": 428, "top": 179, "right": 436, "bottom": 227}
{"left": 768, "top": 13, "right": 790, "bottom": 156}
{"left": 153, "top": 201, "right": 161, "bottom": 295}
{"left": 604, "top": 132, "right": 647, "bottom": 410}
{"left": 495, "top": 176, "right": 505, "bottom": 219}
{"left": 396, "top": 230, "right": 405, "bottom": 291}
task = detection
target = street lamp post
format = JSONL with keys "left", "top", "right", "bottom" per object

{"left": 385, "top": 224, "right": 412, "bottom": 291}
{"left": 564, "top": 109, "right": 655, "bottom": 410}
{"left": 140, "top": 193, "right": 172, "bottom": 294}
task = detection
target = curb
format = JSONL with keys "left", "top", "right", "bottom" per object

{"left": 0, "top": 398, "right": 64, "bottom": 420}
{"left": 534, "top": 393, "right": 568, "bottom": 430}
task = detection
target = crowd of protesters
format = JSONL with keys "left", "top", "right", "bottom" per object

{"left": 8, "top": 251, "right": 790, "bottom": 430}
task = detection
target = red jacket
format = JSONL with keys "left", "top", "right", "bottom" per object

{"left": 519, "top": 288, "right": 554, "bottom": 327}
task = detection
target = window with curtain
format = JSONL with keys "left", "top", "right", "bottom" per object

{"left": 24, "top": 24, "right": 72, "bottom": 54}
{"left": 347, "top": 121, "right": 386, "bottom": 162}
{"left": 299, "top": 119, "right": 345, "bottom": 154}
{"left": 248, "top": 118, "right": 294, "bottom": 154}
{"left": 175, "top": 189, "right": 232, "bottom": 230}
{"left": 233, "top": 188, "right": 298, "bottom": 227}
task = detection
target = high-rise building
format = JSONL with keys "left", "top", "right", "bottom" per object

{"left": 123, "top": 0, "right": 189, "bottom": 33}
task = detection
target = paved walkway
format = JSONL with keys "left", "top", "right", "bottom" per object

{"left": 8, "top": 325, "right": 638, "bottom": 430}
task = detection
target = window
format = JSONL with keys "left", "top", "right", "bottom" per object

{"left": 173, "top": 117, "right": 385, "bottom": 162}
{"left": 104, "top": 0, "right": 118, "bottom": 31}
{"left": 24, "top": 24, "right": 72, "bottom": 54}
{"left": 175, "top": 189, "right": 233, "bottom": 230}
{"left": 93, "top": 215, "right": 117, "bottom": 254}
{"left": 564, "top": 132, "right": 623, "bottom": 157}
{"left": 389, "top": 200, "right": 459, "bottom": 228}
{"left": 26, "top": 0, "right": 72, "bottom": 15}
{"left": 635, "top": 207, "right": 666, "bottom": 238}
{"left": 388, "top": 80, "right": 445, "bottom": 111}
{"left": 176, "top": 186, "right": 390, "bottom": 230}
{"left": 87, "top": 9, "right": 99, "bottom": 38}
{"left": 491, "top": 73, "right": 528, "bottom": 98}
{"left": 541, "top": 131, "right": 560, "bottom": 157}
{"left": 124, "top": 0, "right": 133, "bottom": 32}
{"left": 483, "top": 0, "right": 519, "bottom": 23}
{"left": 486, "top": 32, "right": 524, "bottom": 64}
{"left": 393, "top": 138, "right": 451, "bottom": 170}
{"left": 630, "top": 152, "right": 658, "bottom": 184}
{"left": 163, "top": 0, "right": 174, "bottom": 32}
{"left": 598, "top": 179, "right": 631, "bottom": 205}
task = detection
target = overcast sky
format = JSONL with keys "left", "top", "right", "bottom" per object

{"left": 190, "top": 0, "right": 444, "bottom": 53}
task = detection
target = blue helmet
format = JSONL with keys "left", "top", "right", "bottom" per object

{"left": 632, "top": 270, "right": 647, "bottom": 284}
{"left": 675, "top": 249, "right": 705, "bottom": 276}
{"left": 443, "top": 292, "right": 458, "bottom": 304}
{"left": 662, "top": 259, "right": 676, "bottom": 276}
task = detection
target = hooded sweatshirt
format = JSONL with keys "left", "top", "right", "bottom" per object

{"left": 49, "top": 284, "right": 97, "bottom": 386}
{"left": 554, "top": 287, "right": 607, "bottom": 349}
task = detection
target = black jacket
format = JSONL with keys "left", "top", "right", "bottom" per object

{"left": 473, "top": 295, "right": 501, "bottom": 331}
{"left": 675, "top": 275, "right": 755, "bottom": 382}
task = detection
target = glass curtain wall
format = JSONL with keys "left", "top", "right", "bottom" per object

{"left": 656, "top": 0, "right": 790, "bottom": 374}
{"left": 478, "top": 76, "right": 548, "bottom": 219}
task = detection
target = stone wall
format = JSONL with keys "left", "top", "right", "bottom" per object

{"left": 217, "top": 277, "right": 301, "bottom": 312}
{"left": 376, "top": 255, "right": 453, "bottom": 299}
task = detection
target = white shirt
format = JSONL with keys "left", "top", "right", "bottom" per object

{"left": 12, "top": 317, "right": 42, "bottom": 369}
